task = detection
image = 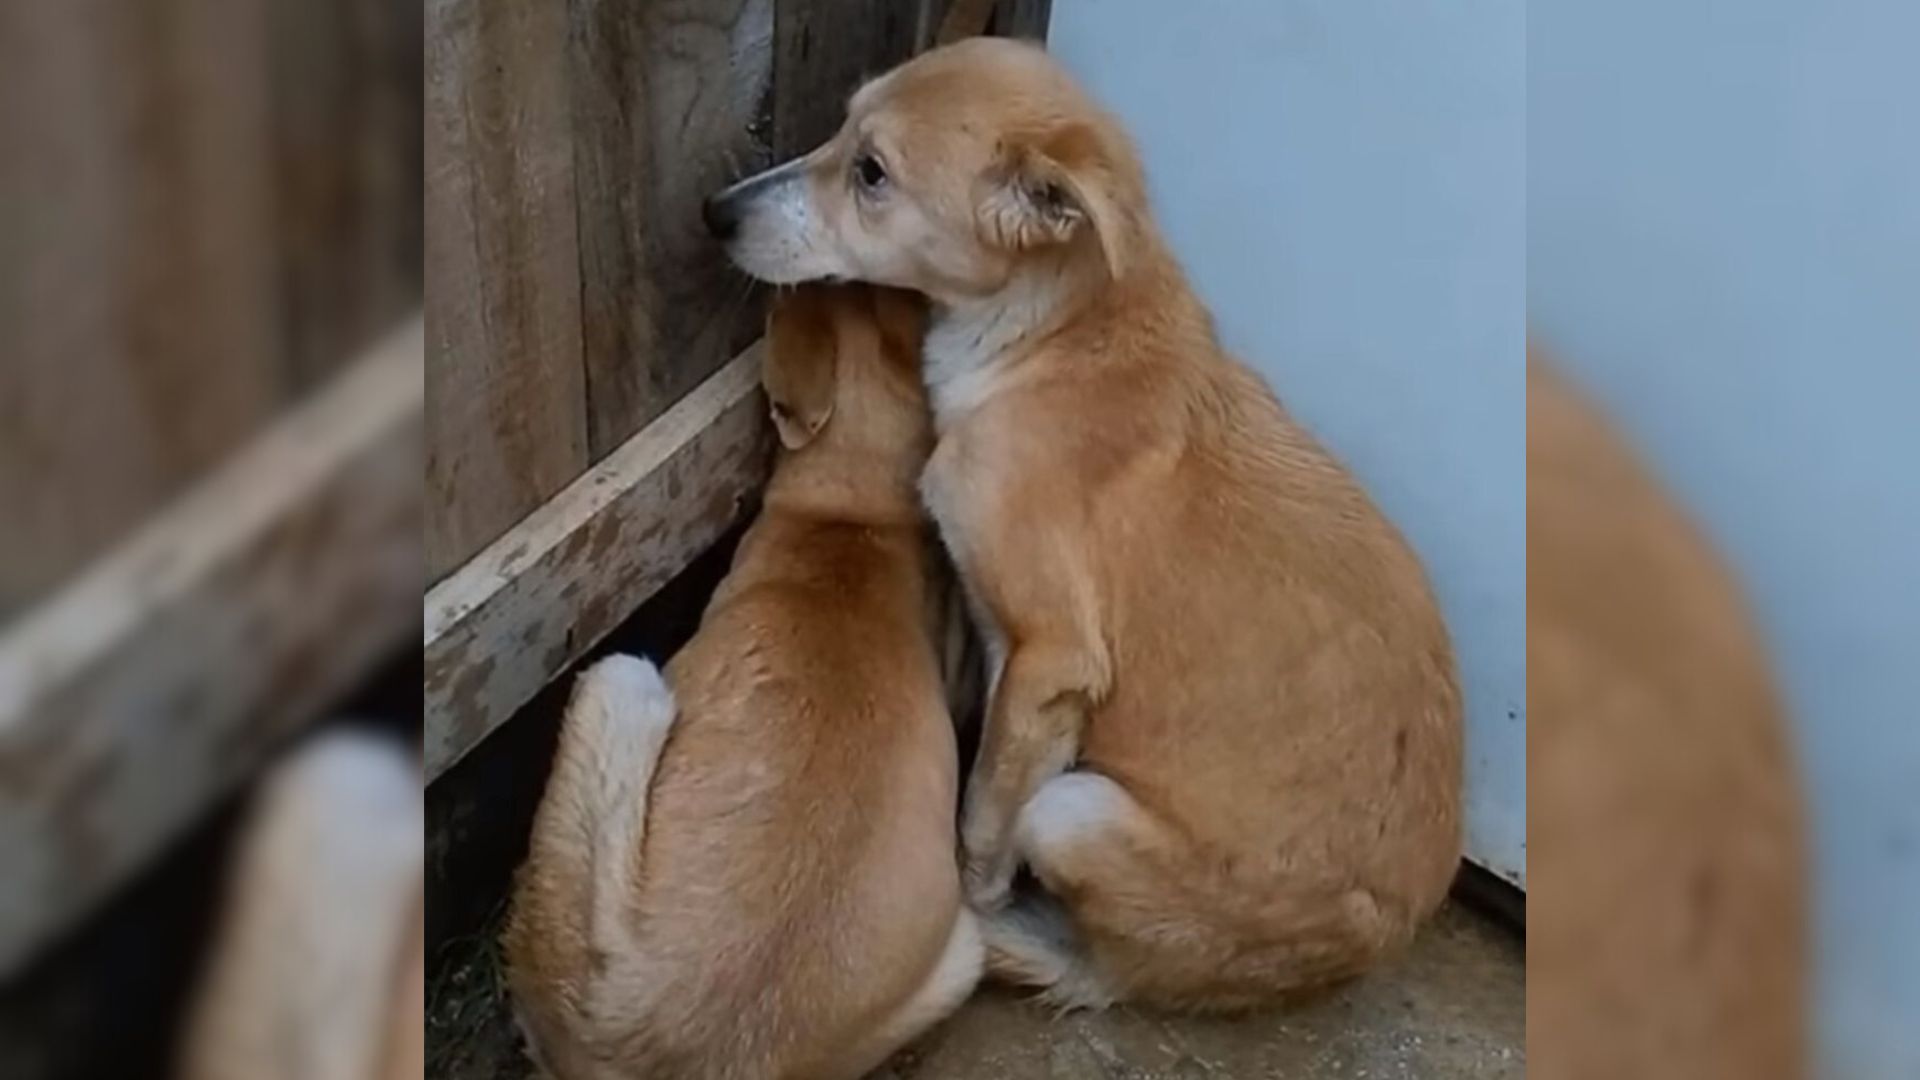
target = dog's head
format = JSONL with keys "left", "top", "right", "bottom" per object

{"left": 706, "top": 38, "right": 1145, "bottom": 302}
{"left": 763, "top": 282, "right": 929, "bottom": 452}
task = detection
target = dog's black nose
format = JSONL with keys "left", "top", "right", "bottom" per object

{"left": 702, "top": 194, "right": 739, "bottom": 241}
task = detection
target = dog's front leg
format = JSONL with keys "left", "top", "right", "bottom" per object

{"left": 961, "top": 636, "right": 1104, "bottom": 909}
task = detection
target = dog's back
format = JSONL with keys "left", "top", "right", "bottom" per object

{"left": 1087, "top": 328, "right": 1463, "bottom": 921}
{"left": 979, "top": 282, "right": 1464, "bottom": 1003}
{"left": 637, "top": 516, "right": 958, "bottom": 1063}
{"left": 504, "top": 285, "right": 977, "bottom": 1079}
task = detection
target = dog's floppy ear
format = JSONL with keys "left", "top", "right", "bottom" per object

{"left": 764, "top": 285, "right": 839, "bottom": 449}
{"left": 978, "top": 122, "right": 1134, "bottom": 278}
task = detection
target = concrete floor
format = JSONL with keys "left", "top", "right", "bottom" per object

{"left": 428, "top": 901, "right": 1522, "bottom": 1080}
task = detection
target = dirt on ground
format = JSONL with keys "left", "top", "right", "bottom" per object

{"left": 427, "top": 901, "right": 1523, "bottom": 1080}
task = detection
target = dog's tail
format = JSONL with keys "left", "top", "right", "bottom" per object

{"left": 981, "top": 893, "right": 1117, "bottom": 1013}
{"left": 515, "top": 654, "right": 678, "bottom": 962}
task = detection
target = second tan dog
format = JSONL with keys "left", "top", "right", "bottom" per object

{"left": 706, "top": 39, "right": 1464, "bottom": 1012}
{"left": 503, "top": 284, "right": 980, "bottom": 1079}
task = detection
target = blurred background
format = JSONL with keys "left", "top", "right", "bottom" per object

{"left": 1, "top": 1, "right": 423, "bottom": 1077}
{"left": 1531, "top": 0, "right": 1919, "bottom": 1076}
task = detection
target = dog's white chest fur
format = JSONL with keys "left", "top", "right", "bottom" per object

{"left": 922, "top": 277, "right": 1063, "bottom": 430}
{"left": 922, "top": 311, "right": 1013, "bottom": 429}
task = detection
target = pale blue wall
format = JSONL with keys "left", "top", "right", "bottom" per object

{"left": 1531, "top": 1, "right": 1920, "bottom": 1076}
{"left": 1049, "top": 2, "right": 1527, "bottom": 885}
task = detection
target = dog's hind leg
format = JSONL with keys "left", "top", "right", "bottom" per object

{"left": 826, "top": 908, "right": 986, "bottom": 1079}
{"left": 1011, "top": 771, "right": 1393, "bottom": 1012}
{"left": 503, "top": 654, "right": 679, "bottom": 1072}
{"left": 525, "top": 654, "right": 677, "bottom": 949}
{"left": 980, "top": 888, "right": 1115, "bottom": 1012}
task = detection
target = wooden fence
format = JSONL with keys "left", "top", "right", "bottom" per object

{"left": 1, "top": 0, "right": 422, "bottom": 619}
{"left": 0, "top": 1, "right": 424, "bottom": 975}
{"left": 422, "top": 0, "right": 1049, "bottom": 777}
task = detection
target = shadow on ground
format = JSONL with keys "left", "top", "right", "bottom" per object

{"left": 428, "top": 901, "right": 1522, "bottom": 1080}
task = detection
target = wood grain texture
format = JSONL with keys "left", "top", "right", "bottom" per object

{"left": 424, "top": 345, "right": 771, "bottom": 780}
{"left": 425, "top": 0, "right": 590, "bottom": 581}
{"left": 569, "top": 0, "right": 775, "bottom": 461}
{"left": 772, "top": 0, "right": 922, "bottom": 158}
{"left": 269, "top": 0, "right": 426, "bottom": 389}
{"left": 0, "top": 317, "right": 424, "bottom": 979}
{"left": 0, "top": 0, "right": 285, "bottom": 618}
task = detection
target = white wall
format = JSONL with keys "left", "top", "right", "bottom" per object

{"left": 1049, "top": 1, "right": 1528, "bottom": 885}
{"left": 1531, "top": 2, "right": 1920, "bottom": 1076}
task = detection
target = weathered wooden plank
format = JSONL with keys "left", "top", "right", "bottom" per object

{"left": 569, "top": 0, "right": 775, "bottom": 461}
{"left": 772, "top": 0, "right": 922, "bottom": 159}
{"left": 913, "top": 0, "right": 953, "bottom": 51}
{"left": 992, "top": 0, "right": 1052, "bottom": 40}
{"left": 424, "top": 0, "right": 590, "bottom": 582}
{"left": 425, "top": 344, "right": 772, "bottom": 780}
{"left": 0, "top": 0, "right": 286, "bottom": 618}
{"left": 269, "top": 0, "right": 425, "bottom": 389}
{"left": 0, "top": 316, "right": 425, "bottom": 979}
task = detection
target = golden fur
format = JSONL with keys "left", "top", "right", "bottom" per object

{"left": 709, "top": 39, "right": 1464, "bottom": 1012}
{"left": 502, "top": 285, "right": 981, "bottom": 1079}
{"left": 1528, "top": 349, "right": 1805, "bottom": 1078}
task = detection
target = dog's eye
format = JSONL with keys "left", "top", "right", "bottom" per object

{"left": 853, "top": 153, "right": 888, "bottom": 191}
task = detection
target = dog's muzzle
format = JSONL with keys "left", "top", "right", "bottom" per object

{"left": 702, "top": 156, "right": 808, "bottom": 241}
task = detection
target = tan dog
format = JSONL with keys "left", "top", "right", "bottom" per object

{"left": 502, "top": 284, "right": 981, "bottom": 1080}
{"left": 1528, "top": 350, "right": 1804, "bottom": 1080}
{"left": 705, "top": 39, "right": 1463, "bottom": 1012}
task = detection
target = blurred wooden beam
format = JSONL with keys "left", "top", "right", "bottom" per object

{"left": 424, "top": 343, "right": 771, "bottom": 781}
{"left": 0, "top": 315, "right": 424, "bottom": 978}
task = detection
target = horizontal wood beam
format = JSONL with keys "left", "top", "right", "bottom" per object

{"left": 0, "top": 316, "right": 425, "bottom": 978}
{"left": 424, "top": 343, "right": 771, "bottom": 780}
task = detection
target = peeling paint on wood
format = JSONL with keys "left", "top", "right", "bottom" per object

{"left": 423, "top": 344, "right": 771, "bottom": 780}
